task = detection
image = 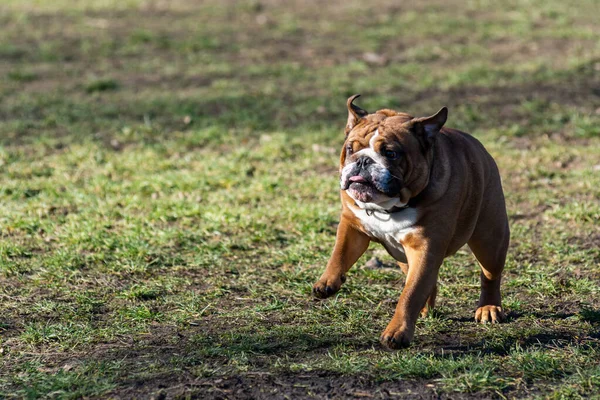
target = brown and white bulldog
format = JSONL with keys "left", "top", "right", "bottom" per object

{"left": 313, "top": 95, "right": 510, "bottom": 349}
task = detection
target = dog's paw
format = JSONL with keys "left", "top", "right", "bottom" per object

{"left": 312, "top": 274, "right": 346, "bottom": 299}
{"left": 379, "top": 323, "right": 414, "bottom": 349}
{"left": 475, "top": 305, "right": 505, "bottom": 324}
{"left": 420, "top": 305, "right": 431, "bottom": 319}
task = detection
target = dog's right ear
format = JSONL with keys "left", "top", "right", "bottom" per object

{"left": 346, "top": 94, "right": 368, "bottom": 135}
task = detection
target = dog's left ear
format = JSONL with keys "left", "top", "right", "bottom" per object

{"left": 412, "top": 107, "right": 448, "bottom": 146}
{"left": 346, "top": 94, "right": 368, "bottom": 135}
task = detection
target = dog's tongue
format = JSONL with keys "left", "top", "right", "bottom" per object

{"left": 349, "top": 176, "right": 367, "bottom": 183}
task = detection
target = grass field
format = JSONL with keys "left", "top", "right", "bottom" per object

{"left": 1, "top": 0, "right": 599, "bottom": 398}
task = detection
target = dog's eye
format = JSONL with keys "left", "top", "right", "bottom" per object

{"left": 346, "top": 144, "right": 353, "bottom": 154}
{"left": 385, "top": 150, "right": 399, "bottom": 159}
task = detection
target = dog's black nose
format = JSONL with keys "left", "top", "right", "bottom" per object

{"left": 357, "top": 156, "right": 374, "bottom": 169}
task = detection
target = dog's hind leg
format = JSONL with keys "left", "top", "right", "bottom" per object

{"left": 468, "top": 198, "right": 509, "bottom": 323}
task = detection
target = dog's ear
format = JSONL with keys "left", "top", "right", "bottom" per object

{"left": 346, "top": 94, "right": 368, "bottom": 135}
{"left": 411, "top": 107, "right": 448, "bottom": 146}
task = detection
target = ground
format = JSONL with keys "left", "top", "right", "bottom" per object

{"left": 0, "top": 0, "right": 599, "bottom": 398}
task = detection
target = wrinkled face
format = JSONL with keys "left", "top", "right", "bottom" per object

{"left": 339, "top": 97, "right": 447, "bottom": 209}
{"left": 340, "top": 122, "right": 407, "bottom": 206}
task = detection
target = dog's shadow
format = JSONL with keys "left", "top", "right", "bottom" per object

{"left": 431, "top": 307, "right": 600, "bottom": 355}
{"left": 196, "top": 308, "right": 600, "bottom": 361}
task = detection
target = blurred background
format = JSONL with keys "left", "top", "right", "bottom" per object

{"left": 2, "top": 0, "right": 599, "bottom": 143}
{"left": 1, "top": 0, "right": 599, "bottom": 398}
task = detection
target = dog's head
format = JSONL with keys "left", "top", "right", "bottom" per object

{"left": 340, "top": 95, "right": 447, "bottom": 210}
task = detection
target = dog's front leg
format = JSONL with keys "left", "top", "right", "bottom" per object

{"left": 380, "top": 240, "right": 444, "bottom": 349}
{"left": 312, "top": 217, "right": 370, "bottom": 299}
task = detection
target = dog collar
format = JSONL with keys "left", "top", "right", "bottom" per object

{"left": 382, "top": 203, "right": 410, "bottom": 214}
{"left": 357, "top": 202, "right": 410, "bottom": 216}
{"left": 365, "top": 204, "right": 408, "bottom": 216}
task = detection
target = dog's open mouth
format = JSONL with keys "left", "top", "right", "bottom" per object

{"left": 347, "top": 176, "right": 381, "bottom": 202}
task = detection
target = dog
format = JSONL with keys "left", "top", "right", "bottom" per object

{"left": 313, "top": 95, "right": 509, "bottom": 349}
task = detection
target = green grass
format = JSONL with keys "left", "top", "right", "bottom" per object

{"left": 0, "top": 0, "right": 599, "bottom": 398}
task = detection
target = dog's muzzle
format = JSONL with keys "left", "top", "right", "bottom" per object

{"left": 340, "top": 157, "right": 401, "bottom": 200}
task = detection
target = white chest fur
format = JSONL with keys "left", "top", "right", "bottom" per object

{"left": 350, "top": 206, "right": 418, "bottom": 263}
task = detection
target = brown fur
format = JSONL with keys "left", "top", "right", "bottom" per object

{"left": 313, "top": 96, "right": 509, "bottom": 349}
